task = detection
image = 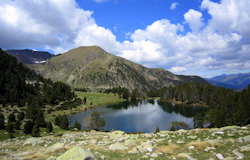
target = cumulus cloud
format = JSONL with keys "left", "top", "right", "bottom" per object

{"left": 0, "top": 0, "right": 249, "bottom": 77}
{"left": 184, "top": 9, "right": 204, "bottom": 32}
{"left": 170, "top": 2, "right": 179, "bottom": 10}
{"left": 201, "top": 0, "right": 250, "bottom": 38}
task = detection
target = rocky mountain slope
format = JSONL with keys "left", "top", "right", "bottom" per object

{"left": 5, "top": 49, "right": 54, "bottom": 64}
{"left": 0, "top": 126, "right": 249, "bottom": 160}
{"left": 206, "top": 73, "right": 250, "bottom": 90}
{"left": 28, "top": 46, "right": 208, "bottom": 91}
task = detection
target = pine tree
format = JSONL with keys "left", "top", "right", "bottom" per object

{"left": 59, "top": 115, "right": 69, "bottom": 130}
{"left": 97, "top": 118, "right": 105, "bottom": 131}
{"left": 46, "top": 121, "right": 53, "bottom": 133}
{"left": 0, "top": 113, "right": 5, "bottom": 129}
{"left": 90, "top": 111, "right": 100, "bottom": 130}
{"left": 6, "top": 121, "right": 14, "bottom": 133}
{"left": 193, "top": 113, "right": 204, "bottom": 128}
{"left": 55, "top": 115, "right": 61, "bottom": 126}
{"left": 17, "top": 111, "right": 25, "bottom": 121}
{"left": 14, "top": 120, "right": 21, "bottom": 130}
{"left": 8, "top": 112, "right": 16, "bottom": 123}
{"left": 31, "top": 121, "right": 40, "bottom": 137}
{"left": 155, "top": 126, "right": 160, "bottom": 133}
{"left": 74, "top": 120, "right": 81, "bottom": 130}
{"left": 24, "top": 120, "right": 33, "bottom": 134}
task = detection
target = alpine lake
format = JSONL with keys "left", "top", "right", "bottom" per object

{"left": 70, "top": 100, "right": 207, "bottom": 133}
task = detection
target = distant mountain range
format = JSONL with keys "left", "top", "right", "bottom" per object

{"left": 206, "top": 73, "right": 250, "bottom": 90}
{"left": 5, "top": 49, "right": 54, "bottom": 64}
{"left": 24, "top": 46, "right": 208, "bottom": 91}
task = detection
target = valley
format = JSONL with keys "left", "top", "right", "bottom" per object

{"left": 1, "top": 47, "right": 250, "bottom": 160}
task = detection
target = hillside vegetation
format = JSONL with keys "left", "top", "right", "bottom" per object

{"left": 148, "top": 83, "right": 250, "bottom": 128}
{"left": 28, "top": 46, "right": 208, "bottom": 92}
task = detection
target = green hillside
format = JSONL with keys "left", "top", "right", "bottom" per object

{"left": 29, "top": 46, "right": 208, "bottom": 91}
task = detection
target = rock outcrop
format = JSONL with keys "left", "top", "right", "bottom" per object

{"left": 0, "top": 125, "right": 250, "bottom": 160}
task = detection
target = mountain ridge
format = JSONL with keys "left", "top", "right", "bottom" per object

{"left": 5, "top": 49, "right": 54, "bottom": 64}
{"left": 24, "top": 46, "right": 208, "bottom": 91}
{"left": 206, "top": 72, "right": 250, "bottom": 90}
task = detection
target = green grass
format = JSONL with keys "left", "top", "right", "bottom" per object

{"left": 75, "top": 91, "right": 125, "bottom": 106}
{"left": 45, "top": 91, "right": 125, "bottom": 121}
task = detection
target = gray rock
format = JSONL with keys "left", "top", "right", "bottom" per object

{"left": 110, "top": 130, "right": 125, "bottom": 139}
{"left": 124, "top": 139, "right": 136, "bottom": 147}
{"left": 204, "top": 147, "right": 216, "bottom": 152}
{"left": 214, "top": 132, "right": 224, "bottom": 135}
{"left": 150, "top": 153, "right": 158, "bottom": 158}
{"left": 128, "top": 147, "right": 139, "bottom": 154}
{"left": 216, "top": 153, "right": 224, "bottom": 160}
{"left": 176, "top": 140, "right": 185, "bottom": 144}
{"left": 232, "top": 151, "right": 244, "bottom": 159}
{"left": 176, "top": 129, "right": 188, "bottom": 135}
{"left": 178, "top": 153, "right": 197, "bottom": 160}
{"left": 189, "top": 146, "right": 195, "bottom": 150}
{"left": 46, "top": 156, "right": 57, "bottom": 160}
{"left": 243, "top": 135, "right": 250, "bottom": 142}
{"left": 44, "top": 143, "right": 65, "bottom": 154}
{"left": 23, "top": 138, "right": 45, "bottom": 146}
{"left": 188, "top": 135, "right": 198, "bottom": 139}
{"left": 224, "top": 156, "right": 235, "bottom": 160}
{"left": 240, "top": 146, "right": 250, "bottom": 152}
{"left": 109, "top": 143, "right": 128, "bottom": 151}
{"left": 57, "top": 146, "right": 95, "bottom": 160}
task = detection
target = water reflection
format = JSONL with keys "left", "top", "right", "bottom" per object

{"left": 70, "top": 100, "right": 206, "bottom": 133}
{"left": 157, "top": 101, "right": 206, "bottom": 118}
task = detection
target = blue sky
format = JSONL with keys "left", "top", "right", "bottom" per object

{"left": 77, "top": 0, "right": 214, "bottom": 42}
{"left": 0, "top": 0, "right": 250, "bottom": 78}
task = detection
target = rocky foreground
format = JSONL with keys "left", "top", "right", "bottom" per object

{"left": 0, "top": 125, "right": 250, "bottom": 160}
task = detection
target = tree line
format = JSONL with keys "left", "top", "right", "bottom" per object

{"left": 148, "top": 83, "right": 250, "bottom": 128}
{"left": 0, "top": 48, "right": 75, "bottom": 107}
{"left": 104, "top": 87, "right": 140, "bottom": 101}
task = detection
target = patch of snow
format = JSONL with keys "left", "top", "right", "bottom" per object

{"left": 34, "top": 60, "right": 46, "bottom": 63}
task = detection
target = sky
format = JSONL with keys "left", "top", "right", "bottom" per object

{"left": 0, "top": 0, "right": 250, "bottom": 78}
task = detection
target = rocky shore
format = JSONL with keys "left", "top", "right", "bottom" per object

{"left": 0, "top": 125, "right": 249, "bottom": 160}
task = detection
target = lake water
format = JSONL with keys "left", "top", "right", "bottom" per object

{"left": 70, "top": 100, "right": 206, "bottom": 133}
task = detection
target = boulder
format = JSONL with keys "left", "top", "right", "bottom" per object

{"left": 46, "top": 156, "right": 57, "bottom": 160}
{"left": 44, "top": 143, "right": 65, "bottom": 154}
{"left": 56, "top": 146, "right": 95, "bottom": 160}
{"left": 109, "top": 143, "right": 128, "bottom": 151}
{"left": 232, "top": 151, "right": 244, "bottom": 159}
{"left": 243, "top": 135, "right": 250, "bottom": 142}
{"left": 23, "top": 138, "right": 45, "bottom": 146}
{"left": 176, "top": 140, "right": 185, "bottom": 144}
{"left": 240, "top": 146, "right": 250, "bottom": 152}
{"left": 176, "top": 129, "right": 188, "bottom": 135}
{"left": 188, "top": 135, "right": 198, "bottom": 139}
{"left": 110, "top": 130, "right": 125, "bottom": 139}
{"left": 128, "top": 147, "right": 139, "bottom": 154}
{"left": 124, "top": 139, "right": 137, "bottom": 147}
{"left": 216, "top": 153, "right": 224, "bottom": 160}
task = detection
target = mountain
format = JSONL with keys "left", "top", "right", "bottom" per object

{"left": 206, "top": 72, "right": 250, "bottom": 90}
{"left": 27, "top": 46, "right": 208, "bottom": 91}
{"left": 5, "top": 49, "right": 54, "bottom": 64}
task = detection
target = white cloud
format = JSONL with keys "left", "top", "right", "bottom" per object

{"left": 201, "top": 0, "right": 250, "bottom": 38}
{"left": 170, "top": 2, "right": 179, "bottom": 10}
{"left": 170, "top": 66, "right": 187, "bottom": 73}
{"left": 184, "top": 9, "right": 204, "bottom": 32}
{"left": 0, "top": 0, "right": 249, "bottom": 77}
